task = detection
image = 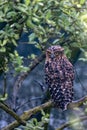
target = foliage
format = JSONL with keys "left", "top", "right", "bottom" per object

{"left": 9, "top": 50, "right": 29, "bottom": 74}
{"left": 0, "top": 0, "right": 87, "bottom": 73}
{"left": 15, "top": 110, "right": 49, "bottom": 130}
{"left": 0, "top": 0, "right": 87, "bottom": 129}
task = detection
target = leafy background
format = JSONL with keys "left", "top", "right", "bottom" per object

{"left": 0, "top": 0, "right": 87, "bottom": 130}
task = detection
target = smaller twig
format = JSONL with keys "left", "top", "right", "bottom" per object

{"left": 19, "top": 42, "right": 29, "bottom": 44}
{"left": 56, "top": 116, "right": 87, "bottom": 130}
{"left": 34, "top": 80, "right": 46, "bottom": 92}
{"left": 3, "top": 73, "right": 7, "bottom": 97}
{"left": 15, "top": 96, "right": 44, "bottom": 112}
{"left": 68, "top": 95, "right": 87, "bottom": 108}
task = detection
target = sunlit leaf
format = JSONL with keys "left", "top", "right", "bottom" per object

{"left": 2, "top": 39, "right": 8, "bottom": 46}
{"left": 26, "top": 19, "right": 35, "bottom": 28}
{"left": 15, "top": 5, "right": 28, "bottom": 15}
{"left": 80, "top": 14, "right": 87, "bottom": 22}
{"left": 33, "top": 5, "right": 39, "bottom": 12}
{"left": 0, "top": 93, "right": 8, "bottom": 101}
{"left": 25, "top": 0, "right": 30, "bottom": 5}
{"left": 0, "top": 47, "right": 6, "bottom": 52}
{"left": 6, "top": 11, "right": 17, "bottom": 18}
{"left": 41, "top": 109, "right": 45, "bottom": 116}
{"left": 29, "top": 33, "right": 36, "bottom": 42}
{"left": 46, "top": 10, "right": 51, "bottom": 19}
{"left": 53, "top": 39, "right": 60, "bottom": 44}
{"left": 46, "top": 19, "right": 56, "bottom": 26}
{"left": 32, "top": 17, "right": 40, "bottom": 23}
{"left": 31, "top": 54, "right": 36, "bottom": 59}
{"left": 80, "top": 0, "right": 85, "bottom": 5}
{"left": 38, "top": 25, "right": 45, "bottom": 33}
{"left": 11, "top": 39, "right": 17, "bottom": 46}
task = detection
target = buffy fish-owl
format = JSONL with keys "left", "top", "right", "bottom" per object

{"left": 45, "top": 45, "right": 74, "bottom": 110}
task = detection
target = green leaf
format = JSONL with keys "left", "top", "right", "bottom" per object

{"left": 53, "top": 39, "right": 60, "bottom": 44}
{"left": 0, "top": 93, "right": 8, "bottom": 101}
{"left": 15, "top": 5, "right": 28, "bottom": 15}
{"left": 14, "top": 34, "right": 19, "bottom": 40}
{"left": 14, "top": 50, "right": 19, "bottom": 57}
{"left": 64, "top": 46, "right": 71, "bottom": 58}
{"left": 33, "top": 118, "right": 38, "bottom": 126}
{"left": 26, "top": 19, "right": 35, "bottom": 28}
{"left": 80, "top": 0, "right": 85, "bottom": 5}
{"left": 25, "top": 0, "right": 30, "bottom": 5}
{"left": 38, "top": 2, "right": 44, "bottom": 6}
{"left": 38, "top": 25, "right": 45, "bottom": 33}
{"left": 41, "top": 109, "right": 45, "bottom": 116}
{"left": 6, "top": 11, "right": 17, "bottom": 18}
{"left": 35, "top": 43, "right": 42, "bottom": 49}
{"left": 15, "top": 66, "right": 29, "bottom": 73}
{"left": 0, "top": 47, "right": 6, "bottom": 52}
{"left": 11, "top": 39, "right": 17, "bottom": 46}
{"left": 46, "top": 10, "right": 51, "bottom": 19}
{"left": 14, "top": 128, "right": 21, "bottom": 130}
{"left": 43, "top": 38, "right": 48, "bottom": 43}
{"left": 33, "top": 5, "right": 39, "bottom": 13}
{"left": 46, "top": 19, "right": 56, "bottom": 26}
{"left": 31, "top": 54, "right": 36, "bottom": 59}
{"left": 29, "top": 33, "right": 36, "bottom": 42}
{"left": 22, "top": 67, "right": 29, "bottom": 72}
{"left": 79, "top": 58, "right": 87, "bottom": 61}
{"left": 2, "top": 39, "right": 8, "bottom": 46}
{"left": 32, "top": 17, "right": 40, "bottom": 23}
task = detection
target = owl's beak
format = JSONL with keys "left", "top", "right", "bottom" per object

{"left": 51, "top": 53, "right": 55, "bottom": 59}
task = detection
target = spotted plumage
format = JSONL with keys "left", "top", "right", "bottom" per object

{"left": 45, "top": 45, "right": 74, "bottom": 110}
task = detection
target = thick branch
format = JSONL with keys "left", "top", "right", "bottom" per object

{"left": 56, "top": 96, "right": 87, "bottom": 130}
{"left": 0, "top": 102, "right": 26, "bottom": 126}
{"left": 14, "top": 53, "right": 45, "bottom": 88}
{"left": 2, "top": 95, "right": 87, "bottom": 130}
{"left": 56, "top": 116, "right": 87, "bottom": 130}
{"left": 68, "top": 95, "right": 87, "bottom": 109}
{"left": 2, "top": 100, "right": 52, "bottom": 130}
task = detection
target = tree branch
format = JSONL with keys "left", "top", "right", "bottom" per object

{"left": 0, "top": 102, "right": 26, "bottom": 126}
{"left": 2, "top": 95, "right": 87, "bottom": 130}
{"left": 68, "top": 95, "right": 87, "bottom": 109}
{"left": 2, "top": 100, "right": 52, "bottom": 130}
{"left": 56, "top": 116, "right": 87, "bottom": 130}
{"left": 14, "top": 53, "right": 45, "bottom": 89}
{"left": 56, "top": 96, "right": 87, "bottom": 130}
{"left": 12, "top": 53, "right": 45, "bottom": 109}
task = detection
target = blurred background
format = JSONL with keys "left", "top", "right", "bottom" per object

{"left": 0, "top": 32, "right": 87, "bottom": 130}
{"left": 0, "top": 0, "right": 87, "bottom": 130}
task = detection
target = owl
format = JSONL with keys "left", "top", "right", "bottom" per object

{"left": 45, "top": 45, "right": 74, "bottom": 110}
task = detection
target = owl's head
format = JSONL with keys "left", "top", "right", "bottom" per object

{"left": 46, "top": 45, "right": 64, "bottom": 60}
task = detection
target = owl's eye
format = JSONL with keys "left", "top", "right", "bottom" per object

{"left": 47, "top": 51, "right": 51, "bottom": 56}
{"left": 54, "top": 52, "right": 59, "bottom": 56}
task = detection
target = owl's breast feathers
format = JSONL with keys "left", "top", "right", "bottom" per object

{"left": 45, "top": 56, "right": 74, "bottom": 80}
{"left": 45, "top": 55, "right": 74, "bottom": 110}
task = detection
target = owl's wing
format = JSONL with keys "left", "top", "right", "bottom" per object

{"left": 63, "top": 57, "right": 74, "bottom": 81}
{"left": 65, "top": 66, "right": 74, "bottom": 80}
